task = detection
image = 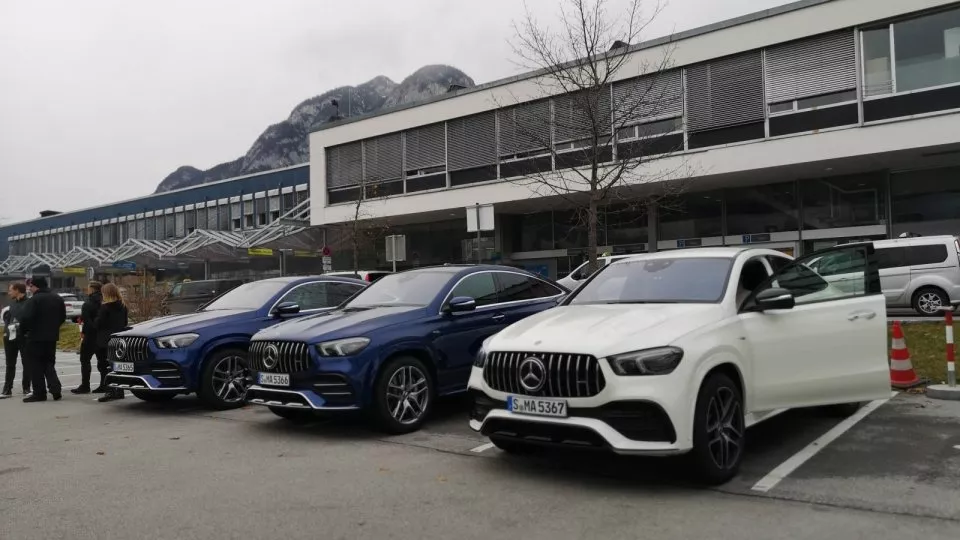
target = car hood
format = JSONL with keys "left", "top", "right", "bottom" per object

{"left": 488, "top": 303, "right": 726, "bottom": 358}
{"left": 121, "top": 309, "right": 254, "bottom": 337}
{"left": 254, "top": 305, "right": 425, "bottom": 342}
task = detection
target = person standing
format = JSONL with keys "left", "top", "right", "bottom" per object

{"left": 96, "top": 283, "right": 128, "bottom": 402}
{"left": 72, "top": 281, "right": 103, "bottom": 394}
{"left": 2, "top": 282, "right": 31, "bottom": 397}
{"left": 18, "top": 277, "right": 66, "bottom": 402}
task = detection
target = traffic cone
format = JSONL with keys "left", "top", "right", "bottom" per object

{"left": 890, "top": 321, "right": 921, "bottom": 388}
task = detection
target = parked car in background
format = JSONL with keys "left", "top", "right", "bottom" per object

{"left": 163, "top": 279, "right": 245, "bottom": 315}
{"left": 325, "top": 270, "right": 392, "bottom": 283}
{"left": 60, "top": 293, "right": 83, "bottom": 322}
{"left": 246, "top": 265, "right": 567, "bottom": 432}
{"left": 557, "top": 255, "right": 636, "bottom": 291}
{"left": 105, "top": 275, "right": 367, "bottom": 409}
{"left": 468, "top": 245, "right": 890, "bottom": 484}
{"left": 807, "top": 235, "right": 960, "bottom": 316}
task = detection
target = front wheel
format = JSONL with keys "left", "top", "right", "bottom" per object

{"left": 268, "top": 406, "right": 316, "bottom": 423}
{"left": 198, "top": 348, "right": 248, "bottom": 410}
{"left": 131, "top": 390, "right": 177, "bottom": 402}
{"left": 371, "top": 356, "right": 434, "bottom": 435}
{"left": 913, "top": 287, "right": 949, "bottom": 316}
{"left": 690, "top": 373, "right": 745, "bottom": 486}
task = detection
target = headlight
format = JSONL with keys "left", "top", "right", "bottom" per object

{"left": 607, "top": 347, "right": 683, "bottom": 376}
{"left": 473, "top": 335, "right": 496, "bottom": 368}
{"left": 154, "top": 333, "right": 199, "bottom": 349}
{"left": 315, "top": 337, "right": 370, "bottom": 357}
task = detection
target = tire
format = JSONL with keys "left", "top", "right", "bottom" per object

{"left": 268, "top": 406, "right": 316, "bottom": 423}
{"left": 491, "top": 437, "right": 537, "bottom": 455}
{"left": 912, "top": 287, "right": 949, "bottom": 316}
{"left": 131, "top": 390, "right": 177, "bottom": 402}
{"left": 370, "top": 356, "right": 435, "bottom": 435}
{"left": 198, "top": 348, "right": 248, "bottom": 410}
{"left": 690, "top": 372, "right": 746, "bottom": 486}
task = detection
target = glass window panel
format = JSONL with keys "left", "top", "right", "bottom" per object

{"left": 862, "top": 27, "right": 893, "bottom": 96}
{"left": 726, "top": 182, "right": 798, "bottom": 235}
{"left": 894, "top": 8, "right": 960, "bottom": 92}
{"left": 795, "top": 89, "right": 857, "bottom": 110}
{"left": 510, "top": 212, "right": 554, "bottom": 252}
{"left": 800, "top": 173, "right": 886, "bottom": 230}
{"left": 605, "top": 205, "right": 648, "bottom": 247}
{"left": 659, "top": 191, "right": 723, "bottom": 240}
{"left": 891, "top": 166, "right": 960, "bottom": 236}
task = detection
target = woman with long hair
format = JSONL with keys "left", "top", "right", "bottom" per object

{"left": 95, "top": 283, "right": 128, "bottom": 402}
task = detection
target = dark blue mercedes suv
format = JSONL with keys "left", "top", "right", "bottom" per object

{"left": 245, "top": 265, "right": 567, "bottom": 433}
{"left": 105, "top": 275, "right": 366, "bottom": 409}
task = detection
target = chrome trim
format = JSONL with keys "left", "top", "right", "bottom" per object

{"left": 245, "top": 385, "right": 358, "bottom": 410}
{"left": 105, "top": 373, "right": 187, "bottom": 391}
{"left": 438, "top": 270, "right": 566, "bottom": 316}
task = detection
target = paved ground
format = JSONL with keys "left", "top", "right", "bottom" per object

{"left": 1, "top": 352, "right": 959, "bottom": 539}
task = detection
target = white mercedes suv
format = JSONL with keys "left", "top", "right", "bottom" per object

{"left": 468, "top": 244, "right": 891, "bottom": 484}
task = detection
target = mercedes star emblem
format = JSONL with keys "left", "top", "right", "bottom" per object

{"left": 263, "top": 344, "right": 280, "bottom": 370}
{"left": 519, "top": 356, "right": 547, "bottom": 393}
{"left": 114, "top": 338, "right": 127, "bottom": 360}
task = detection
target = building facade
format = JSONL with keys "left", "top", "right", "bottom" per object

{"left": 309, "top": 0, "right": 960, "bottom": 279}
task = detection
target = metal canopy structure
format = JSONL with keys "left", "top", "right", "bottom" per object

{"left": 0, "top": 195, "right": 324, "bottom": 277}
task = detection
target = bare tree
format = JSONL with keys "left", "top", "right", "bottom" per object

{"left": 503, "top": 0, "right": 690, "bottom": 272}
{"left": 334, "top": 180, "right": 392, "bottom": 274}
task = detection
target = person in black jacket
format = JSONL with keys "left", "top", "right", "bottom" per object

{"left": 2, "top": 282, "right": 31, "bottom": 397}
{"left": 96, "top": 283, "right": 129, "bottom": 402}
{"left": 72, "top": 281, "right": 103, "bottom": 394}
{"left": 18, "top": 277, "right": 66, "bottom": 402}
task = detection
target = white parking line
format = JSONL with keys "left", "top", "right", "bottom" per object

{"left": 751, "top": 392, "right": 897, "bottom": 493}
{"left": 469, "top": 442, "right": 495, "bottom": 453}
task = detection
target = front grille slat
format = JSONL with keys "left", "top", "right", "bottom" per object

{"left": 249, "top": 340, "right": 312, "bottom": 373}
{"left": 483, "top": 351, "right": 606, "bottom": 398}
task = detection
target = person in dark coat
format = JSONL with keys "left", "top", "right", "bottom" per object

{"left": 2, "top": 282, "right": 31, "bottom": 397}
{"left": 96, "top": 283, "right": 129, "bottom": 402}
{"left": 72, "top": 281, "right": 104, "bottom": 394}
{"left": 18, "top": 277, "right": 66, "bottom": 402}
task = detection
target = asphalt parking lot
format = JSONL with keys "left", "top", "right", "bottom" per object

{"left": 1, "top": 352, "right": 959, "bottom": 539}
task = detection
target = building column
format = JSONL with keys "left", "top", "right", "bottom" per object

{"left": 647, "top": 201, "right": 658, "bottom": 253}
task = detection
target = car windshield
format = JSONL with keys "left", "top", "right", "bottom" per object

{"left": 345, "top": 271, "right": 450, "bottom": 308}
{"left": 60, "top": 295, "right": 79, "bottom": 302}
{"left": 569, "top": 257, "right": 734, "bottom": 304}
{"left": 201, "top": 281, "right": 283, "bottom": 311}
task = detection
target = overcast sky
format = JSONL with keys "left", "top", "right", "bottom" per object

{"left": 0, "top": 0, "right": 793, "bottom": 224}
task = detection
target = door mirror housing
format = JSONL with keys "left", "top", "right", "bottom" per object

{"left": 753, "top": 288, "right": 795, "bottom": 311}
{"left": 272, "top": 301, "right": 301, "bottom": 317}
{"left": 446, "top": 296, "right": 477, "bottom": 313}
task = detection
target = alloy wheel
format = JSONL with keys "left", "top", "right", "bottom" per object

{"left": 211, "top": 355, "right": 247, "bottom": 403}
{"left": 385, "top": 366, "right": 430, "bottom": 425}
{"left": 705, "top": 387, "right": 744, "bottom": 471}
{"left": 918, "top": 292, "right": 943, "bottom": 315}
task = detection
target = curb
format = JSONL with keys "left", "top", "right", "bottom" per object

{"left": 926, "top": 385, "right": 960, "bottom": 401}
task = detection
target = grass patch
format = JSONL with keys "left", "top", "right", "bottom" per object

{"left": 57, "top": 323, "right": 82, "bottom": 352}
{"left": 892, "top": 322, "right": 954, "bottom": 384}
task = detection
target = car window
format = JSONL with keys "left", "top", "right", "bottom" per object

{"left": 202, "top": 281, "right": 286, "bottom": 311}
{"left": 875, "top": 247, "right": 907, "bottom": 270}
{"left": 766, "top": 255, "right": 791, "bottom": 273}
{"left": 327, "top": 282, "right": 365, "bottom": 305}
{"left": 758, "top": 245, "right": 872, "bottom": 306}
{"left": 570, "top": 257, "right": 734, "bottom": 304}
{"left": 60, "top": 295, "right": 79, "bottom": 302}
{"left": 449, "top": 273, "right": 499, "bottom": 306}
{"left": 169, "top": 283, "right": 182, "bottom": 297}
{"left": 736, "top": 258, "right": 771, "bottom": 306}
{"left": 278, "top": 282, "right": 335, "bottom": 311}
{"left": 496, "top": 272, "right": 563, "bottom": 302}
{"left": 181, "top": 281, "right": 216, "bottom": 297}
{"left": 907, "top": 244, "right": 948, "bottom": 266}
{"left": 346, "top": 271, "right": 451, "bottom": 308}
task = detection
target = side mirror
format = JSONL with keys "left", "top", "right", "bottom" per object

{"left": 272, "top": 301, "right": 301, "bottom": 317}
{"left": 754, "top": 287, "right": 795, "bottom": 311}
{"left": 446, "top": 296, "right": 477, "bottom": 314}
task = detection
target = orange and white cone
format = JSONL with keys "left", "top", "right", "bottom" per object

{"left": 890, "top": 321, "right": 921, "bottom": 389}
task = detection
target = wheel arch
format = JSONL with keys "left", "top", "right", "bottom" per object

{"left": 194, "top": 336, "right": 251, "bottom": 381}
{"left": 681, "top": 352, "right": 747, "bottom": 449}
{"left": 366, "top": 345, "right": 439, "bottom": 405}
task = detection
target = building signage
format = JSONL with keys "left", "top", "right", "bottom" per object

{"left": 62, "top": 266, "right": 86, "bottom": 275}
{"left": 247, "top": 247, "right": 274, "bottom": 257}
{"left": 293, "top": 250, "right": 319, "bottom": 258}
{"left": 742, "top": 233, "right": 772, "bottom": 244}
{"left": 112, "top": 261, "right": 136, "bottom": 270}
{"left": 677, "top": 239, "right": 702, "bottom": 248}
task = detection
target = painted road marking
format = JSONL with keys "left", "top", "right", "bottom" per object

{"left": 751, "top": 391, "right": 897, "bottom": 493}
{"left": 470, "top": 442, "right": 495, "bottom": 453}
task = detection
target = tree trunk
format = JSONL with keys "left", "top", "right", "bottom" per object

{"left": 587, "top": 196, "right": 598, "bottom": 274}
{"left": 352, "top": 227, "right": 360, "bottom": 274}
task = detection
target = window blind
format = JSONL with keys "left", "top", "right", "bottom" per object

{"left": 686, "top": 51, "right": 765, "bottom": 132}
{"left": 765, "top": 31, "right": 857, "bottom": 104}
{"left": 325, "top": 142, "right": 363, "bottom": 188}
{"left": 447, "top": 111, "right": 497, "bottom": 171}
{"left": 363, "top": 133, "right": 402, "bottom": 182}
{"left": 498, "top": 100, "right": 551, "bottom": 155}
{"left": 404, "top": 122, "right": 446, "bottom": 172}
{"left": 612, "top": 70, "right": 683, "bottom": 124}
{"left": 553, "top": 89, "right": 612, "bottom": 143}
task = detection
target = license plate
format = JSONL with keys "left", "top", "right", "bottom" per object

{"left": 507, "top": 395, "right": 568, "bottom": 418}
{"left": 258, "top": 373, "right": 290, "bottom": 386}
{"left": 113, "top": 362, "right": 134, "bottom": 373}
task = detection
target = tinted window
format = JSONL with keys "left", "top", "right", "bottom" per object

{"left": 327, "top": 282, "right": 364, "bottom": 305}
{"left": 766, "top": 255, "right": 791, "bottom": 273}
{"left": 181, "top": 281, "right": 217, "bottom": 297}
{"left": 759, "top": 245, "right": 871, "bottom": 305}
{"left": 449, "top": 273, "right": 499, "bottom": 306}
{"left": 347, "top": 271, "right": 450, "bottom": 308}
{"left": 279, "top": 282, "right": 335, "bottom": 311}
{"left": 202, "top": 281, "right": 285, "bottom": 311}
{"left": 875, "top": 247, "right": 908, "bottom": 270}
{"left": 570, "top": 258, "right": 733, "bottom": 304}
{"left": 496, "top": 272, "right": 563, "bottom": 302}
{"left": 907, "top": 245, "right": 948, "bottom": 266}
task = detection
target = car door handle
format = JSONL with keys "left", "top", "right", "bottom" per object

{"left": 848, "top": 310, "right": 877, "bottom": 321}
{"left": 491, "top": 313, "right": 506, "bottom": 322}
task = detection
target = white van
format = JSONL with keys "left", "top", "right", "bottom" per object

{"left": 808, "top": 235, "right": 960, "bottom": 315}
{"left": 556, "top": 254, "right": 636, "bottom": 291}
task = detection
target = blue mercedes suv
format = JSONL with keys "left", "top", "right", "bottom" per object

{"left": 246, "top": 265, "right": 567, "bottom": 432}
{"left": 105, "top": 275, "right": 366, "bottom": 409}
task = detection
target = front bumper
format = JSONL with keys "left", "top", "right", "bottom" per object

{"left": 245, "top": 385, "right": 359, "bottom": 410}
{"left": 105, "top": 372, "right": 187, "bottom": 392}
{"left": 467, "top": 365, "right": 691, "bottom": 455}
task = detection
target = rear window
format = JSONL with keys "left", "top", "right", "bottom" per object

{"left": 875, "top": 245, "right": 949, "bottom": 269}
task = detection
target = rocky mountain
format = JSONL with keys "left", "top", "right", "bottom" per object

{"left": 155, "top": 65, "right": 475, "bottom": 193}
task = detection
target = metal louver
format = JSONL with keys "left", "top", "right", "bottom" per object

{"left": 363, "top": 133, "right": 402, "bottom": 182}
{"left": 404, "top": 123, "right": 446, "bottom": 172}
{"left": 686, "top": 51, "right": 764, "bottom": 132}
{"left": 447, "top": 111, "right": 497, "bottom": 171}
{"left": 553, "top": 88, "right": 612, "bottom": 143}
{"left": 613, "top": 70, "right": 683, "bottom": 124}
{"left": 498, "top": 100, "right": 551, "bottom": 155}
{"left": 765, "top": 31, "right": 857, "bottom": 104}
{"left": 325, "top": 142, "right": 363, "bottom": 188}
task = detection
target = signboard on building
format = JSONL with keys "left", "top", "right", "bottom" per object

{"left": 293, "top": 250, "right": 319, "bottom": 258}
{"left": 677, "top": 238, "right": 702, "bottom": 248}
{"left": 385, "top": 235, "right": 406, "bottom": 262}
{"left": 321, "top": 255, "right": 333, "bottom": 273}
{"left": 112, "top": 261, "right": 136, "bottom": 270}
{"left": 247, "top": 247, "right": 274, "bottom": 257}
{"left": 62, "top": 266, "right": 86, "bottom": 275}
{"left": 466, "top": 204, "right": 495, "bottom": 232}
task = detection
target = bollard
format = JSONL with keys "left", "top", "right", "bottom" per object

{"left": 941, "top": 304, "right": 959, "bottom": 388}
